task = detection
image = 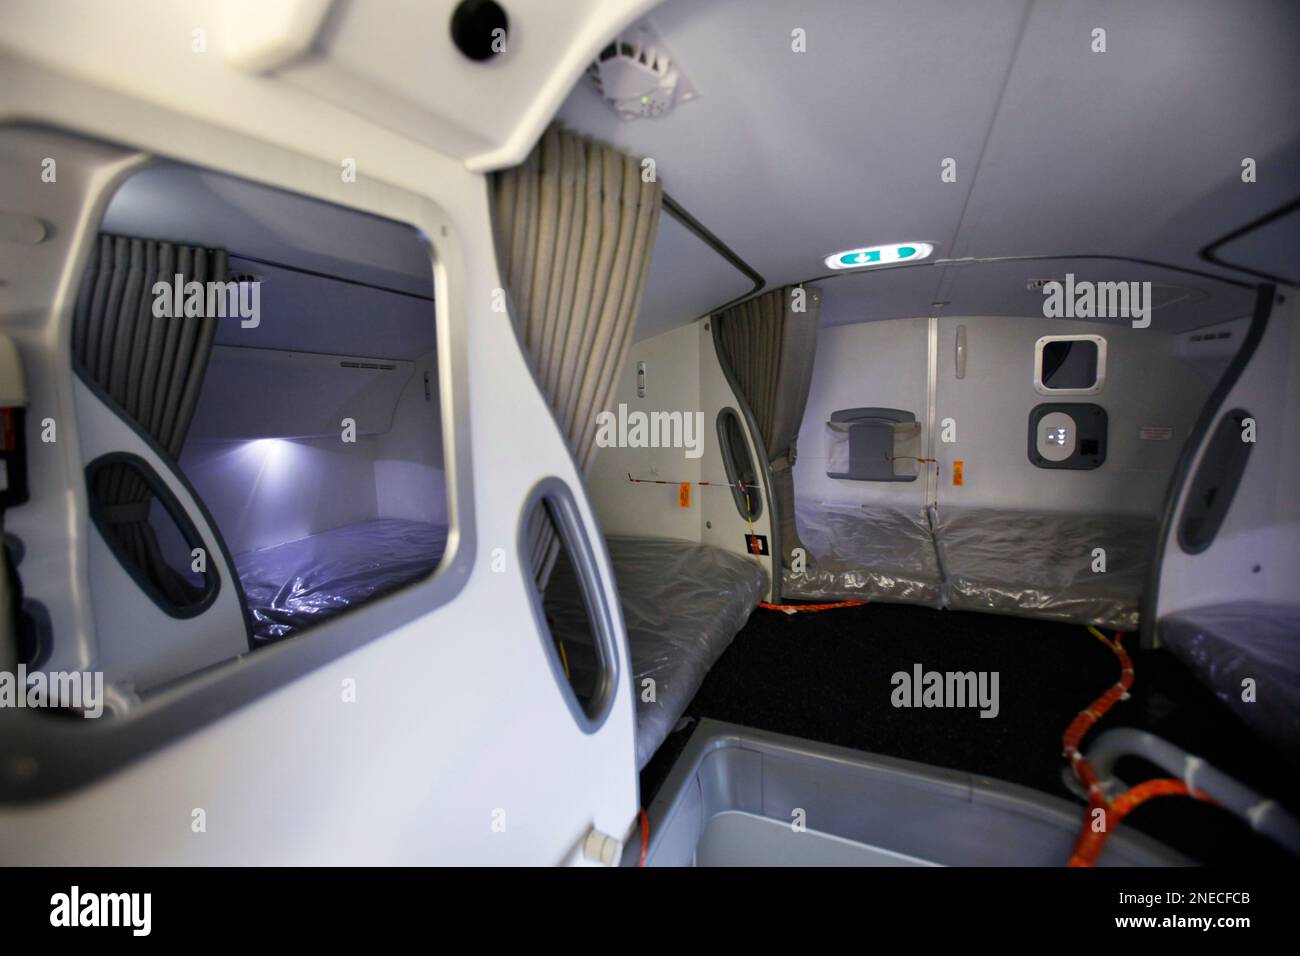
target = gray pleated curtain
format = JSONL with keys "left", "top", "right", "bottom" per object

{"left": 493, "top": 126, "right": 662, "bottom": 582}
{"left": 73, "top": 233, "right": 227, "bottom": 605}
{"left": 714, "top": 285, "right": 821, "bottom": 567}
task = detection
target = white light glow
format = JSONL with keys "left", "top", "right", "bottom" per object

{"left": 825, "top": 242, "right": 934, "bottom": 271}
{"left": 241, "top": 437, "right": 289, "bottom": 480}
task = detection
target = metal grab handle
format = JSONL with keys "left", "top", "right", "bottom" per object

{"left": 1086, "top": 727, "right": 1300, "bottom": 855}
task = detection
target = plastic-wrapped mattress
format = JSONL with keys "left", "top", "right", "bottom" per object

{"left": 936, "top": 508, "right": 1155, "bottom": 630}
{"left": 782, "top": 499, "right": 943, "bottom": 607}
{"left": 544, "top": 536, "right": 768, "bottom": 769}
{"left": 236, "top": 517, "right": 449, "bottom": 643}
{"left": 1161, "top": 603, "right": 1300, "bottom": 769}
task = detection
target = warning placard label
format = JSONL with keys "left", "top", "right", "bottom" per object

{"left": 1139, "top": 426, "right": 1173, "bottom": 441}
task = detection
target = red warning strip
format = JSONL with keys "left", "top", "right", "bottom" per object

{"left": 758, "top": 600, "right": 866, "bottom": 614}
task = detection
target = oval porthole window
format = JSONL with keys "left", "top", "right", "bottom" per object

{"left": 85, "top": 453, "right": 218, "bottom": 617}
{"left": 521, "top": 479, "right": 618, "bottom": 728}
{"left": 717, "top": 407, "right": 762, "bottom": 521}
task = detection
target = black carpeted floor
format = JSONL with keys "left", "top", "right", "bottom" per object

{"left": 640, "top": 601, "right": 1298, "bottom": 867}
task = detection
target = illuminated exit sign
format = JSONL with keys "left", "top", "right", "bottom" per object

{"left": 825, "top": 242, "right": 934, "bottom": 270}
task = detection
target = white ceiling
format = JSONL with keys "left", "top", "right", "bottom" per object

{"left": 36, "top": 0, "right": 1296, "bottom": 343}
{"left": 817, "top": 256, "right": 1256, "bottom": 333}
{"left": 215, "top": 258, "right": 436, "bottom": 359}
{"left": 636, "top": 207, "right": 756, "bottom": 340}
{"left": 558, "top": 0, "right": 1300, "bottom": 333}
{"left": 103, "top": 163, "right": 437, "bottom": 360}
{"left": 103, "top": 162, "right": 434, "bottom": 297}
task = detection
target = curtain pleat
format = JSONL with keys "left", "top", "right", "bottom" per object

{"left": 493, "top": 126, "right": 663, "bottom": 584}
{"left": 714, "top": 285, "right": 822, "bottom": 567}
{"left": 73, "top": 233, "right": 228, "bottom": 605}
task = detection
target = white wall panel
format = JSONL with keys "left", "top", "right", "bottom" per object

{"left": 589, "top": 322, "right": 702, "bottom": 542}
{"left": 794, "top": 317, "right": 931, "bottom": 512}
{"left": 933, "top": 316, "right": 1211, "bottom": 516}
{"left": 180, "top": 437, "right": 380, "bottom": 555}
{"left": 375, "top": 349, "right": 448, "bottom": 526}
{"left": 1157, "top": 291, "right": 1300, "bottom": 617}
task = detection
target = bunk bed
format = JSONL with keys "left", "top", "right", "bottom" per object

{"left": 1161, "top": 603, "right": 1300, "bottom": 769}
{"left": 783, "top": 500, "right": 944, "bottom": 607}
{"left": 782, "top": 499, "right": 1156, "bottom": 629}
{"left": 235, "top": 517, "right": 450, "bottom": 642}
{"left": 936, "top": 508, "right": 1156, "bottom": 631}
{"left": 544, "top": 536, "right": 768, "bottom": 769}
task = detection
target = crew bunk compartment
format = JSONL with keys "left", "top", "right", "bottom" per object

{"left": 67, "top": 161, "right": 452, "bottom": 698}
{"left": 2, "top": 0, "right": 1297, "bottom": 873}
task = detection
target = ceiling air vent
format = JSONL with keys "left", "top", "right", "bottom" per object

{"left": 339, "top": 361, "right": 397, "bottom": 371}
{"left": 585, "top": 23, "right": 696, "bottom": 120}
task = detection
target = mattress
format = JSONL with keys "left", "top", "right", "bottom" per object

{"left": 936, "top": 508, "right": 1155, "bottom": 630}
{"left": 235, "top": 517, "right": 449, "bottom": 643}
{"left": 1161, "top": 603, "right": 1300, "bottom": 769}
{"left": 544, "top": 536, "right": 768, "bottom": 769}
{"left": 782, "top": 499, "right": 943, "bottom": 607}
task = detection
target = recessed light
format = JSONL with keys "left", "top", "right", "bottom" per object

{"left": 825, "top": 242, "right": 934, "bottom": 270}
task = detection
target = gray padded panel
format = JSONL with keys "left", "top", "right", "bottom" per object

{"left": 827, "top": 408, "right": 918, "bottom": 482}
{"left": 544, "top": 536, "right": 767, "bottom": 769}
{"left": 841, "top": 420, "right": 900, "bottom": 482}
{"left": 235, "top": 518, "right": 448, "bottom": 643}
{"left": 1161, "top": 603, "right": 1300, "bottom": 768}
{"left": 783, "top": 500, "right": 943, "bottom": 607}
{"left": 937, "top": 508, "right": 1155, "bottom": 630}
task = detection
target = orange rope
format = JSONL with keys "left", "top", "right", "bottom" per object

{"left": 1063, "top": 629, "right": 1214, "bottom": 866}
{"left": 627, "top": 471, "right": 766, "bottom": 555}
{"left": 627, "top": 472, "right": 749, "bottom": 490}
{"left": 638, "top": 809, "right": 649, "bottom": 867}
{"left": 1068, "top": 779, "right": 1201, "bottom": 867}
{"left": 758, "top": 600, "right": 866, "bottom": 613}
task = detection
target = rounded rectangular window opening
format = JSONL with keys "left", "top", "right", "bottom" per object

{"left": 1035, "top": 334, "right": 1106, "bottom": 395}
{"left": 717, "top": 407, "right": 762, "bottom": 520}
{"left": 0, "top": 123, "right": 476, "bottom": 802}
{"left": 81, "top": 159, "right": 453, "bottom": 650}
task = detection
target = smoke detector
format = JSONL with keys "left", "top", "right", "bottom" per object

{"left": 585, "top": 23, "right": 697, "bottom": 120}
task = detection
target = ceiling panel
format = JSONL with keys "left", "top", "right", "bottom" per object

{"left": 103, "top": 162, "right": 434, "bottom": 297}
{"left": 558, "top": 0, "right": 1032, "bottom": 296}
{"left": 635, "top": 209, "right": 757, "bottom": 339}
{"left": 817, "top": 256, "right": 1255, "bottom": 332}
{"left": 216, "top": 258, "right": 436, "bottom": 360}
{"left": 557, "top": 0, "right": 1299, "bottom": 325}
{"left": 951, "top": 0, "right": 1300, "bottom": 278}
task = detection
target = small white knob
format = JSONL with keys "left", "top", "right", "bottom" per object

{"left": 582, "top": 828, "right": 621, "bottom": 866}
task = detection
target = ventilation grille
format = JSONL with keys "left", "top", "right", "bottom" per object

{"left": 592, "top": 40, "right": 672, "bottom": 81}
{"left": 584, "top": 22, "right": 696, "bottom": 120}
